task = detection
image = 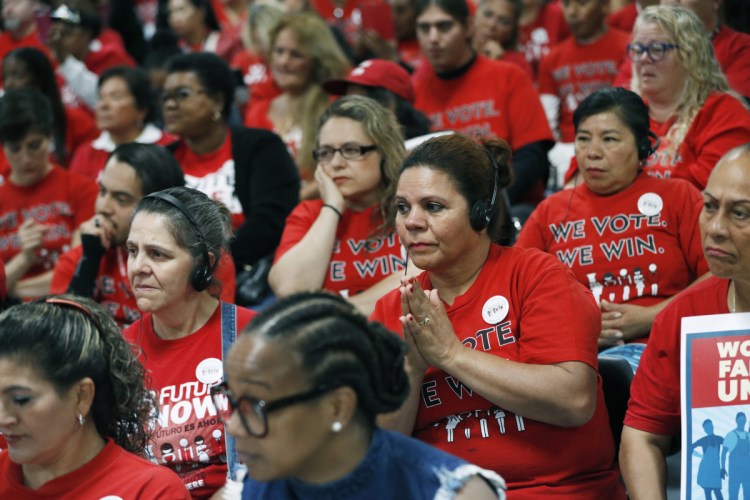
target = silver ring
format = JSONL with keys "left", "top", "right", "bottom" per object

{"left": 419, "top": 317, "right": 430, "bottom": 326}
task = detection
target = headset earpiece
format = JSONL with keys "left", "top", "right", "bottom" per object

{"left": 469, "top": 149, "right": 500, "bottom": 232}
{"left": 145, "top": 191, "right": 213, "bottom": 292}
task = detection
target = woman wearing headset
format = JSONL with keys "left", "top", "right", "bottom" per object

{"left": 371, "top": 134, "right": 624, "bottom": 498}
{"left": 122, "top": 187, "right": 255, "bottom": 499}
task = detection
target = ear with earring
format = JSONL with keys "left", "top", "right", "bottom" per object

{"left": 213, "top": 110, "right": 222, "bottom": 122}
{"left": 331, "top": 421, "right": 343, "bottom": 433}
{"left": 77, "top": 414, "right": 85, "bottom": 426}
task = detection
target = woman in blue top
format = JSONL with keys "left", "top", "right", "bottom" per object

{"left": 213, "top": 291, "right": 506, "bottom": 499}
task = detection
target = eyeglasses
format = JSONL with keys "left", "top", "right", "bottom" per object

{"left": 627, "top": 41, "right": 679, "bottom": 63}
{"left": 312, "top": 144, "right": 377, "bottom": 163}
{"left": 160, "top": 87, "right": 208, "bottom": 106}
{"left": 210, "top": 382, "right": 336, "bottom": 438}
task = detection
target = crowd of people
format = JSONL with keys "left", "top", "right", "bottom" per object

{"left": 0, "top": 0, "right": 749, "bottom": 497}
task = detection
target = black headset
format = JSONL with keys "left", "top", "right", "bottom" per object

{"left": 469, "top": 149, "right": 500, "bottom": 232}
{"left": 145, "top": 191, "right": 213, "bottom": 292}
{"left": 639, "top": 130, "right": 660, "bottom": 162}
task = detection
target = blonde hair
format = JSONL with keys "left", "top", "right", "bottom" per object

{"left": 317, "top": 95, "right": 405, "bottom": 237}
{"left": 242, "top": 2, "right": 284, "bottom": 58}
{"left": 631, "top": 6, "right": 745, "bottom": 158}
{"left": 271, "top": 13, "right": 351, "bottom": 176}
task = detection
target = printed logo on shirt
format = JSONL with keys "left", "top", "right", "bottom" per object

{"left": 586, "top": 264, "right": 661, "bottom": 305}
{"left": 425, "top": 408, "right": 526, "bottom": 443}
{"left": 329, "top": 233, "right": 406, "bottom": 285}
{"left": 482, "top": 295, "right": 509, "bottom": 325}
{"left": 428, "top": 100, "right": 500, "bottom": 138}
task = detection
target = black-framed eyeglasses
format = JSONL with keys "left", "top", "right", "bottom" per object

{"left": 312, "top": 144, "right": 377, "bottom": 163}
{"left": 160, "top": 87, "right": 208, "bottom": 106}
{"left": 627, "top": 41, "right": 679, "bottom": 63}
{"left": 210, "top": 382, "right": 336, "bottom": 438}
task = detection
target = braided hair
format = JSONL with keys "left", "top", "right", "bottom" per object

{"left": 245, "top": 291, "right": 410, "bottom": 422}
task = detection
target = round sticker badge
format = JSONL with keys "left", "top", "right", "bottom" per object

{"left": 482, "top": 295, "right": 509, "bottom": 325}
{"left": 637, "top": 193, "right": 663, "bottom": 217}
{"left": 195, "top": 358, "right": 224, "bottom": 385}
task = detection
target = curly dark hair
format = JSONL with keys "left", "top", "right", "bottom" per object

{"left": 0, "top": 294, "right": 155, "bottom": 455}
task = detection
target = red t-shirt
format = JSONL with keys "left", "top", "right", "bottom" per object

{"left": 231, "top": 51, "right": 281, "bottom": 105}
{"left": 516, "top": 174, "right": 708, "bottom": 342}
{"left": 625, "top": 276, "right": 730, "bottom": 436}
{"left": 644, "top": 92, "right": 750, "bottom": 189}
{"left": 371, "top": 245, "right": 625, "bottom": 498}
{"left": 0, "top": 166, "right": 97, "bottom": 280}
{"left": 122, "top": 303, "right": 255, "bottom": 498}
{"left": 0, "top": 439, "right": 190, "bottom": 499}
{"left": 274, "top": 200, "right": 405, "bottom": 296}
{"left": 412, "top": 55, "right": 553, "bottom": 149}
{"left": 498, "top": 49, "right": 533, "bottom": 79}
{"left": 243, "top": 98, "right": 301, "bottom": 163}
{"left": 538, "top": 28, "right": 630, "bottom": 142}
{"left": 173, "top": 136, "right": 246, "bottom": 230}
{"left": 518, "top": 1, "right": 570, "bottom": 81}
{"left": 606, "top": 2, "right": 637, "bottom": 34}
{"left": 398, "top": 38, "right": 426, "bottom": 71}
{"left": 68, "top": 125, "right": 175, "bottom": 180}
{"left": 50, "top": 246, "right": 238, "bottom": 327}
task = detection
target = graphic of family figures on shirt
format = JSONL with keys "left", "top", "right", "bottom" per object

{"left": 430, "top": 408, "right": 527, "bottom": 443}
{"left": 586, "top": 263, "right": 661, "bottom": 305}
{"left": 691, "top": 411, "right": 750, "bottom": 499}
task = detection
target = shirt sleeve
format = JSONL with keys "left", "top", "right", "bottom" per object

{"left": 272, "top": 202, "right": 316, "bottom": 264}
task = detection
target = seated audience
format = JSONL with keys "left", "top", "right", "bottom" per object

{"left": 620, "top": 143, "right": 750, "bottom": 498}
{"left": 162, "top": 52, "right": 300, "bottom": 272}
{"left": 570, "top": 5, "right": 750, "bottom": 190}
{"left": 122, "top": 187, "right": 256, "bottom": 497}
{"left": 371, "top": 133, "right": 625, "bottom": 497}
{"left": 411, "top": 0, "right": 554, "bottom": 212}
{"left": 269, "top": 96, "right": 417, "bottom": 315}
{"left": 69, "top": 66, "right": 174, "bottom": 180}
{"left": 391, "top": 0, "right": 425, "bottom": 70}
{"left": 52, "top": 143, "right": 235, "bottom": 326}
{"left": 2, "top": 47, "right": 97, "bottom": 166}
{"left": 473, "top": 0, "right": 533, "bottom": 76}
{"left": 323, "top": 59, "right": 431, "bottom": 140}
{"left": 0, "top": 89, "right": 97, "bottom": 300}
{"left": 168, "top": 0, "right": 243, "bottom": 61}
{"left": 0, "top": 295, "right": 189, "bottom": 498}
{"left": 47, "top": 4, "right": 136, "bottom": 110}
{"left": 516, "top": 87, "right": 708, "bottom": 371}
{"left": 517, "top": 0, "right": 570, "bottom": 81}
{"left": 219, "top": 291, "right": 507, "bottom": 499}
{"left": 538, "top": 0, "right": 629, "bottom": 182}
{"left": 245, "top": 12, "right": 350, "bottom": 198}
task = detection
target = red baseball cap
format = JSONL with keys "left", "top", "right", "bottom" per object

{"left": 323, "top": 59, "right": 415, "bottom": 104}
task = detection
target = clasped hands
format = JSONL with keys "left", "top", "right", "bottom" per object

{"left": 399, "top": 276, "right": 461, "bottom": 374}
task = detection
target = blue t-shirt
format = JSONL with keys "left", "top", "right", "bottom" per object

{"left": 242, "top": 428, "right": 504, "bottom": 499}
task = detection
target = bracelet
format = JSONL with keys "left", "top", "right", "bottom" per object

{"left": 322, "top": 204, "right": 343, "bottom": 220}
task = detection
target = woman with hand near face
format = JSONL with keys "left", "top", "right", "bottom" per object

{"left": 0, "top": 295, "right": 189, "bottom": 498}
{"left": 218, "top": 291, "right": 506, "bottom": 499}
{"left": 472, "top": 0, "right": 533, "bottom": 77}
{"left": 0, "top": 88, "right": 97, "bottom": 300}
{"left": 269, "top": 96, "right": 418, "bottom": 315}
{"left": 245, "top": 12, "right": 350, "bottom": 199}
{"left": 371, "top": 134, "right": 625, "bottom": 498}
{"left": 122, "top": 187, "right": 256, "bottom": 498}
{"left": 620, "top": 143, "right": 750, "bottom": 498}
{"left": 517, "top": 88, "right": 709, "bottom": 369}
{"left": 68, "top": 66, "right": 174, "bottom": 181}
